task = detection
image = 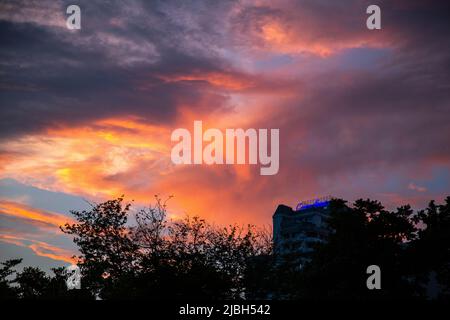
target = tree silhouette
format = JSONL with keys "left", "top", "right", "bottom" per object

{"left": 14, "top": 266, "right": 50, "bottom": 299}
{"left": 0, "top": 259, "right": 21, "bottom": 299}
{"left": 60, "top": 196, "right": 270, "bottom": 299}
{"left": 409, "top": 197, "right": 450, "bottom": 299}
{"left": 1, "top": 195, "right": 449, "bottom": 300}
{"left": 288, "top": 199, "right": 419, "bottom": 300}
{"left": 61, "top": 196, "right": 138, "bottom": 298}
{"left": 262, "top": 197, "right": 450, "bottom": 300}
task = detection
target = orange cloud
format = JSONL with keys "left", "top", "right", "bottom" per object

{"left": 232, "top": 2, "right": 390, "bottom": 57}
{"left": 0, "top": 106, "right": 297, "bottom": 226}
{"left": 258, "top": 19, "right": 327, "bottom": 56}
{"left": 260, "top": 18, "right": 382, "bottom": 56}
{"left": 0, "top": 200, "right": 74, "bottom": 229}
{"left": 0, "top": 117, "right": 173, "bottom": 198}
{"left": 158, "top": 71, "right": 255, "bottom": 91}
{"left": 28, "top": 241, "right": 76, "bottom": 264}
{"left": 0, "top": 234, "right": 76, "bottom": 264}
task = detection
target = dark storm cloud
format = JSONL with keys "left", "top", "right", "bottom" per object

{"left": 2, "top": 0, "right": 449, "bottom": 140}
{"left": 1, "top": 0, "right": 449, "bottom": 183}
{"left": 227, "top": 0, "right": 450, "bottom": 200}
{"left": 279, "top": 51, "right": 450, "bottom": 181}
{"left": 0, "top": 0, "right": 240, "bottom": 138}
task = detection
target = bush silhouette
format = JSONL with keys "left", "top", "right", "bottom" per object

{"left": 1, "top": 196, "right": 449, "bottom": 300}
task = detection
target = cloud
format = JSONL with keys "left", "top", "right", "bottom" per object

{"left": 0, "top": 0, "right": 449, "bottom": 229}
{"left": 230, "top": 1, "right": 384, "bottom": 56}
{"left": 0, "top": 200, "right": 75, "bottom": 229}
{"left": 0, "top": 0, "right": 236, "bottom": 138}
{"left": 0, "top": 234, "right": 75, "bottom": 264}
{"left": 408, "top": 182, "right": 426, "bottom": 193}
{"left": 1, "top": 0, "right": 449, "bottom": 139}
{"left": 0, "top": 0, "right": 66, "bottom": 28}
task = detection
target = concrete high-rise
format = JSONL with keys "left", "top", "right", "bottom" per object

{"left": 273, "top": 197, "right": 332, "bottom": 262}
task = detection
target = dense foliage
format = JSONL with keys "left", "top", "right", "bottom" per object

{"left": 1, "top": 196, "right": 449, "bottom": 300}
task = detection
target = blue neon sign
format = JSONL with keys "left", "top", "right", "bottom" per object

{"left": 295, "top": 196, "right": 331, "bottom": 211}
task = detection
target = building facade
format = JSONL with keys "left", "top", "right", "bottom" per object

{"left": 273, "top": 197, "right": 332, "bottom": 262}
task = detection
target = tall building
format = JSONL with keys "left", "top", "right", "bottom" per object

{"left": 273, "top": 197, "right": 332, "bottom": 262}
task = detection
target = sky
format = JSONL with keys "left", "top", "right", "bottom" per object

{"left": 0, "top": 0, "right": 449, "bottom": 271}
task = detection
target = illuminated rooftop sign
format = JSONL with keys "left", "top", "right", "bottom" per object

{"left": 295, "top": 196, "right": 332, "bottom": 211}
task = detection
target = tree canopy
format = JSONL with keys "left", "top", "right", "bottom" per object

{"left": 1, "top": 196, "right": 449, "bottom": 300}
